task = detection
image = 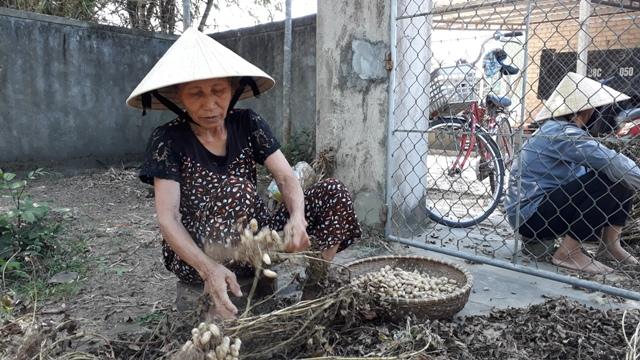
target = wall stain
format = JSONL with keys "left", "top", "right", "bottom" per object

{"left": 338, "top": 35, "right": 388, "bottom": 92}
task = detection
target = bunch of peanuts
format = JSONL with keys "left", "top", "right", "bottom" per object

{"left": 233, "top": 218, "right": 285, "bottom": 278}
{"left": 175, "top": 322, "right": 241, "bottom": 360}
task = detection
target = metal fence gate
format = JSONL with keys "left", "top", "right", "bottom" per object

{"left": 386, "top": 0, "right": 640, "bottom": 300}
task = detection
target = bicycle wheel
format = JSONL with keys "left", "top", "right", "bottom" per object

{"left": 425, "top": 117, "right": 505, "bottom": 228}
{"left": 495, "top": 115, "right": 514, "bottom": 168}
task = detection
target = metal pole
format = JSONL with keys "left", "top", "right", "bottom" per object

{"left": 577, "top": 0, "right": 592, "bottom": 75}
{"left": 388, "top": 234, "right": 640, "bottom": 301}
{"left": 183, "top": 0, "right": 191, "bottom": 31}
{"left": 385, "top": 0, "right": 398, "bottom": 238}
{"left": 518, "top": 0, "right": 532, "bottom": 129}
{"left": 282, "top": 0, "right": 293, "bottom": 144}
{"left": 512, "top": 0, "right": 534, "bottom": 265}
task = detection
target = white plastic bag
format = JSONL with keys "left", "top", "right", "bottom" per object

{"left": 267, "top": 161, "right": 317, "bottom": 203}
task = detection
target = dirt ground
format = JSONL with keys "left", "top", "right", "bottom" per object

{"left": 1, "top": 167, "right": 639, "bottom": 359}
{"left": 27, "top": 168, "right": 175, "bottom": 335}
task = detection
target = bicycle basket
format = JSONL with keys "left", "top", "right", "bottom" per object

{"left": 429, "top": 63, "right": 479, "bottom": 116}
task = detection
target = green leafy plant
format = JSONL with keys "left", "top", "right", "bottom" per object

{"left": 281, "top": 130, "right": 315, "bottom": 166}
{"left": 0, "top": 168, "right": 60, "bottom": 284}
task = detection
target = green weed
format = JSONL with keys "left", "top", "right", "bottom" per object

{"left": 0, "top": 169, "right": 89, "bottom": 313}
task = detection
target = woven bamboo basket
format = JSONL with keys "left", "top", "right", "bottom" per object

{"left": 344, "top": 255, "right": 473, "bottom": 320}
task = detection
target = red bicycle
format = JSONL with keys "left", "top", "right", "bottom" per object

{"left": 425, "top": 31, "right": 522, "bottom": 228}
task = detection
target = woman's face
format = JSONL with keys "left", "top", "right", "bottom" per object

{"left": 575, "top": 108, "right": 596, "bottom": 128}
{"left": 177, "top": 78, "right": 233, "bottom": 128}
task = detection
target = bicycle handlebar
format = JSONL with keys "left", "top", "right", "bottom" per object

{"left": 470, "top": 30, "right": 523, "bottom": 67}
{"left": 471, "top": 36, "right": 496, "bottom": 67}
{"left": 501, "top": 31, "right": 523, "bottom": 38}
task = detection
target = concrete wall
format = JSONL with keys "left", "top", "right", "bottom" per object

{"left": 0, "top": 8, "right": 316, "bottom": 167}
{"left": 316, "top": 1, "right": 390, "bottom": 226}
{"left": 0, "top": 7, "right": 176, "bottom": 167}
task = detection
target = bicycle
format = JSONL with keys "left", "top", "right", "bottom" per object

{"left": 424, "top": 30, "right": 523, "bottom": 228}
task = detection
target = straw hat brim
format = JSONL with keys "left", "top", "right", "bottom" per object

{"left": 126, "top": 27, "right": 275, "bottom": 111}
{"left": 535, "top": 72, "right": 630, "bottom": 122}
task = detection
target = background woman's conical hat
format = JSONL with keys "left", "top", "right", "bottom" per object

{"left": 126, "top": 27, "right": 275, "bottom": 111}
{"left": 535, "top": 72, "right": 630, "bottom": 122}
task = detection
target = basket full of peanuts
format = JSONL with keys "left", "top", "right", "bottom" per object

{"left": 345, "top": 256, "right": 473, "bottom": 320}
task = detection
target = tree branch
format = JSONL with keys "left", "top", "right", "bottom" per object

{"left": 125, "top": 0, "right": 140, "bottom": 29}
{"left": 198, "top": 0, "right": 215, "bottom": 31}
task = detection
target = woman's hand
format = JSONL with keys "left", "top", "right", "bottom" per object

{"left": 284, "top": 215, "right": 310, "bottom": 252}
{"left": 264, "top": 151, "right": 310, "bottom": 252}
{"left": 202, "top": 262, "right": 243, "bottom": 320}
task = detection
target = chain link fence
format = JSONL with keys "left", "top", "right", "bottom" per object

{"left": 387, "top": 0, "right": 640, "bottom": 299}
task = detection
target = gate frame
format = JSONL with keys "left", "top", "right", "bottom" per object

{"left": 384, "top": 0, "right": 640, "bottom": 301}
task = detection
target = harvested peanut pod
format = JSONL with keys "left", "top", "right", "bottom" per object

{"left": 181, "top": 340, "right": 194, "bottom": 352}
{"left": 215, "top": 344, "right": 227, "bottom": 360}
{"left": 201, "top": 331, "right": 212, "bottom": 347}
{"left": 216, "top": 336, "right": 231, "bottom": 359}
{"left": 249, "top": 218, "right": 258, "bottom": 233}
{"left": 208, "top": 323, "right": 221, "bottom": 339}
{"left": 174, "top": 340, "right": 205, "bottom": 360}
{"left": 262, "top": 253, "right": 271, "bottom": 265}
{"left": 271, "top": 230, "right": 281, "bottom": 244}
{"left": 255, "top": 228, "right": 269, "bottom": 242}
{"left": 263, "top": 269, "right": 278, "bottom": 278}
{"left": 230, "top": 338, "right": 241, "bottom": 357}
{"left": 191, "top": 328, "right": 200, "bottom": 346}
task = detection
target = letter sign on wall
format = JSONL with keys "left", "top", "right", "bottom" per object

{"left": 538, "top": 48, "right": 640, "bottom": 101}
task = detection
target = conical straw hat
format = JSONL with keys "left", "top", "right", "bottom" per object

{"left": 126, "top": 27, "right": 275, "bottom": 111}
{"left": 535, "top": 72, "right": 630, "bottom": 122}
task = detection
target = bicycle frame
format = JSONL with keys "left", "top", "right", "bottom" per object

{"left": 446, "top": 101, "right": 492, "bottom": 177}
{"left": 441, "top": 30, "right": 522, "bottom": 178}
{"left": 485, "top": 101, "right": 515, "bottom": 163}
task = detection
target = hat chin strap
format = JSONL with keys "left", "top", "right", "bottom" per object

{"left": 141, "top": 77, "right": 260, "bottom": 120}
{"left": 141, "top": 90, "right": 186, "bottom": 118}
{"left": 227, "top": 77, "right": 261, "bottom": 115}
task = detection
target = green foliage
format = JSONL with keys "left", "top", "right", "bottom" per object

{"left": 0, "top": 0, "right": 100, "bottom": 21}
{"left": 16, "top": 278, "right": 82, "bottom": 302}
{"left": 1, "top": 169, "right": 51, "bottom": 277}
{"left": 281, "top": 130, "right": 315, "bottom": 166}
{"left": 136, "top": 310, "right": 167, "bottom": 326}
{"left": 0, "top": 169, "right": 81, "bottom": 304}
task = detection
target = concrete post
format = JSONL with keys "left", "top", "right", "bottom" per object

{"left": 316, "top": 1, "right": 390, "bottom": 226}
{"left": 183, "top": 0, "right": 191, "bottom": 30}
{"left": 577, "top": 0, "right": 592, "bottom": 75}
{"left": 391, "top": 0, "right": 432, "bottom": 230}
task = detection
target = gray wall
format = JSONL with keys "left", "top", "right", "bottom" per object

{"left": 0, "top": 8, "right": 316, "bottom": 167}
{"left": 0, "top": 8, "right": 177, "bottom": 167}
{"left": 316, "top": 1, "right": 390, "bottom": 226}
